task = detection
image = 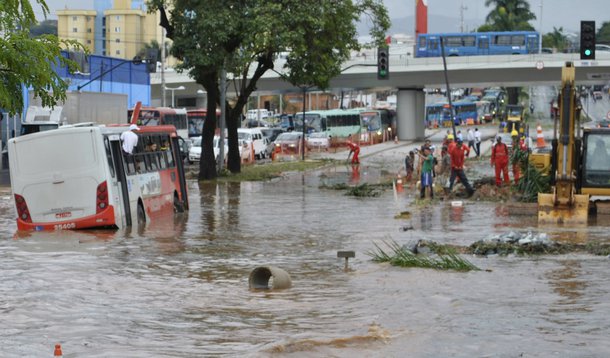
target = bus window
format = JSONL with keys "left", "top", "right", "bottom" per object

{"left": 418, "top": 36, "right": 427, "bottom": 48}
{"left": 104, "top": 137, "right": 116, "bottom": 178}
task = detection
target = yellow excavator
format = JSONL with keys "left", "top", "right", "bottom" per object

{"left": 538, "top": 62, "right": 610, "bottom": 223}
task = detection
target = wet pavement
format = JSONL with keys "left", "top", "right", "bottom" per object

{"left": 1, "top": 122, "right": 610, "bottom": 357}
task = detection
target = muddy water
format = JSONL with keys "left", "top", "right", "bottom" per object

{"left": 0, "top": 165, "right": 609, "bottom": 357}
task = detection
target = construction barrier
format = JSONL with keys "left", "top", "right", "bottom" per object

{"left": 536, "top": 124, "right": 546, "bottom": 148}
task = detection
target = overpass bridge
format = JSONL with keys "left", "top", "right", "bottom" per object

{"left": 152, "top": 52, "right": 610, "bottom": 140}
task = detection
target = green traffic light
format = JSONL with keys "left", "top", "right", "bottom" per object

{"left": 585, "top": 49, "right": 591, "bottom": 56}
{"left": 379, "top": 70, "right": 387, "bottom": 76}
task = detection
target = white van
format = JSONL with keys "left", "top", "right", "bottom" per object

{"left": 238, "top": 128, "right": 269, "bottom": 159}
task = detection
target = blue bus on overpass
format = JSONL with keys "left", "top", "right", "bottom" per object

{"left": 416, "top": 31, "right": 540, "bottom": 57}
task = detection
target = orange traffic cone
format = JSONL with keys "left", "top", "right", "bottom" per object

{"left": 54, "top": 344, "right": 63, "bottom": 357}
{"left": 536, "top": 124, "right": 546, "bottom": 148}
{"left": 396, "top": 174, "right": 404, "bottom": 192}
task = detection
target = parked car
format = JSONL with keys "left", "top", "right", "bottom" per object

{"left": 273, "top": 132, "right": 303, "bottom": 155}
{"left": 188, "top": 136, "right": 202, "bottom": 164}
{"left": 188, "top": 135, "right": 232, "bottom": 164}
{"left": 261, "top": 128, "right": 285, "bottom": 157}
{"left": 238, "top": 128, "right": 270, "bottom": 159}
{"left": 593, "top": 91, "right": 603, "bottom": 100}
{"left": 306, "top": 132, "right": 330, "bottom": 150}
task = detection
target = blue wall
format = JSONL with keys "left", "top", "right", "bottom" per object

{"left": 56, "top": 51, "right": 150, "bottom": 108}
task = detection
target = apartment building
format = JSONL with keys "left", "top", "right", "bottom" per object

{"left": 57, "top": 0, "right": 163, "bottom": 61}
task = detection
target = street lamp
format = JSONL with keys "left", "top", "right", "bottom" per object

{"left": 164, "top": 85, "right": 185, "bottom": 107}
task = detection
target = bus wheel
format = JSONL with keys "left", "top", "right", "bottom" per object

{"left": 137, "top": 203, "right": 146, "bottom": 224}
{"left": 174, "top": 193, "right": 185, "bottom": 213}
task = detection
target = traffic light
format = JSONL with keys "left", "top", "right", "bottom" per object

{"left": 580, "top": 20, "right": 596, "bottom": 60}
{"left": 377, "top": 46, "right": 389, "bottom": 80}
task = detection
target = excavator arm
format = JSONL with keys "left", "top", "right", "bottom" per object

{"left": 538, "top": 62, "right": 589, "bottom": 224}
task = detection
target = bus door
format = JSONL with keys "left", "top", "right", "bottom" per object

{"left": 478, "top": 37, "right": 489, "bottom": 55}
{"left": 107, "top": 135, "right": 132, "bottom": 227}
{"left": 171, "top": 136, "right": 189, "bottom": 211}
{"left": 527, "top": 36, "right": 538, "bottom": 53}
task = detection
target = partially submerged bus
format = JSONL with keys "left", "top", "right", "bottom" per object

{"left": 128, "top": 106, "right": 188, "bottom": 139}
{"left": 8, "top": 124, "right": 188, "bottom": 231}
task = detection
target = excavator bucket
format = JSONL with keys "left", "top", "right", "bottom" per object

{"left": 538, "top": 193, "right": 589, "bottom": 224}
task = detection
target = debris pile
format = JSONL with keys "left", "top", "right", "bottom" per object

{"left": 470, "top": 230, "right": 555, "bottom": 255}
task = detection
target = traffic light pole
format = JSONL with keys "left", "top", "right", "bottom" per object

{"left": 440, "top": 37, "right": 457, "bottom": 138}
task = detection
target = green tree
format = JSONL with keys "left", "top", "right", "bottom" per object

{"left": 151, "top": 0, "right": 389, "bottom": 180}
{"left": 542, "top": 26, "right": 567, "bottom": 52}
{"left": 1, "top": 0, "right": 81, "bottom": 115}
{"left": 29, "top": 19, "right": 57, "bottom": 36}
{"left": 478, "top": 0, "right": 537, "bottom": 105}
{"left": 478, "top": 0, "right": 536, "bottom": 32}
{"left": 597, "top": 21, "right": 610, "bottom": 44}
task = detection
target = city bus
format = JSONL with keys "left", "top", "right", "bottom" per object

{"left": 294, "top": 109, "right": 363, "bottom": 139}
{"left": 186, "top": 108, "right": 207, "bottom": 138}
{"left": 7, "top": 124, "right": 188, "bottom": 231}
{"left": 415, "top": 31, "right": 540, "bottom": 57}
{"left": 425, "top": 103, "right": 452, "bottom": 128}
{"left": 359, "top": 108, "right": 396, "bottom": 142}
{"left": 453, "top": 100, "right": 477, "bottom": 125}
{"left": 128, "top": 106, "right": 188, "bottom": 139}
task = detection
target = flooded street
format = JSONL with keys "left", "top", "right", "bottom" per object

{"left": 1, "top": 163, "right": 609, "bottom": 357}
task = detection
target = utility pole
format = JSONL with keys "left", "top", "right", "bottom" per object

{"left": 460, "top": 2, "right": 468, "bottom": 32}
{"left": 161, "top": 28, "right": 166, "bottom": 107}
{"left": 539, "top": 0, "right": 543, "bottom": 53}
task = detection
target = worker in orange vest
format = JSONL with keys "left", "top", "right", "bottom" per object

{"left": 347, "top": 140, "right": 360, "bottom": 164}
{"left": 491, "top": 135, "right": 510, "bottom": 186}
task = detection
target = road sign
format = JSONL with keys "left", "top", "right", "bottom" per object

{"left": 535, "top": 61, "right": 544, "bottom": 70}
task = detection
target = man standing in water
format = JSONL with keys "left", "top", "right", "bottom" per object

{"left": 449, "top": 138, "right": 475, "bottom": 197}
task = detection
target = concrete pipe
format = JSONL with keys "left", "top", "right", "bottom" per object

{"left": 249, "top": 266, "right": 292, "bottom": 290}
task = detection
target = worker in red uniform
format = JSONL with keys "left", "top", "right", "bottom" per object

{"left": 491, "top": 135, "right": 510, "bottom": 186}
{"left": 449, "top": 138, "right": 475, "bottom": 197}
{"left": 347, "top": 140, "right": 360, "bottom": 164}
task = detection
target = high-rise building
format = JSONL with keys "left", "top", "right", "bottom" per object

{"left": 57, "top": 0, "right": 164, "bottom": 61}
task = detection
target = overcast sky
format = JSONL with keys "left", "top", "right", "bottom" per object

{"left": 40, "top": 0, "right": 608, "bottom": 34}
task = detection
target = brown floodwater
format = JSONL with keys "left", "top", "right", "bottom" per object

{"left": 0, "top": 164, "right": 609, "bottom": 357}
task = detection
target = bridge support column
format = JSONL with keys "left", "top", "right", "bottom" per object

{"left": 396, "top": 88, "right": 426, "bottom": 141}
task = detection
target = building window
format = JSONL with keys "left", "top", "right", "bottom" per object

{"left": 87, "top": 28, "right": 92, "bottom": 33}
{"left": 86, "top": 16, "right": 90, "bottom": 22}
{"left": 116, "top": 50, "right": 121, "bottom": 55}
{"left": 115, "top": 27, "right": 121, "bottom": 33}
{"left": 87, "top": 40, "right": 92, "bottom": 44}
{"left": 116, "top": 15, "right": 120, "bottom": 20}
{"left": 72, "top": 16, "right": 77, "bottom": 21}
{"left": 72, "top": 27, "right": 78, "bottom": 33}
{"left": 116, "top": 38, "right": 120, "bottom": 43}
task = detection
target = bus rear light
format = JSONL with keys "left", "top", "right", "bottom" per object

{"left": 14, "top": 194, "right": 32, "bottom": 223}
{"left": 96, "top": 181, "right": 109, "bottom": 214}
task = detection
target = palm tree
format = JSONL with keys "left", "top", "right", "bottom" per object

{"left": 542, "top": 27, "right": 567, "bottom": 52}
{"left": 480, "top": 0, "right": 536, "bottom": 31}
{"left": 479, "top": 0, "right": 537, "bottom": 105}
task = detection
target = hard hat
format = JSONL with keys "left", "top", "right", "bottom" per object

{"left": 447, "top": 134, "right": 454, "bottom": 140}
{"left": 511, "top": 129, "right": 518, "bottom": 136}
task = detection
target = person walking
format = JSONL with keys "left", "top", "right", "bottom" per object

{"left": 473, "top": 128, "right": 482, "bottom": 158}
{"left": 437, "top": 145, "right": 452, "bottom": 195}
{"left": 449, "top": 138, "right": 475, "bottom": 197}
{"left": 491, "top": 135, "right": 510, "bottom": 186}
{"left": 466, "top": 128, "right": 475, "bottom": 157}
{"left": 418, "top": 147, "right": 434, "bottom": 199}
{"left": 405, "top": 151, "right": 415, "bottom": 182}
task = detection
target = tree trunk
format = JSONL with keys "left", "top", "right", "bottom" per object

{"left": 198, "top": 76, "right": 219, "bottom": 181}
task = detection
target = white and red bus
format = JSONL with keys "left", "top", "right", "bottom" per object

{"left": 128, "top": 106, "right": 188, "bottom": 139}
{"left": 7, "top": 124, "right": 189, "bottom": 231}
